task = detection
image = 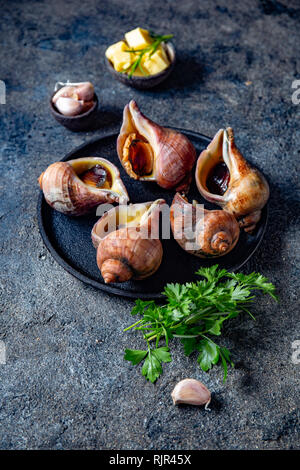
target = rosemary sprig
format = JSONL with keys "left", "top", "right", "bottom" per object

{"left": 123, "top": 33, "right": 174, "bottom": 78}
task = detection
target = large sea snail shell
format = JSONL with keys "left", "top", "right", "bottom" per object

{"left": 92, "top": 199, "right": 165, "bottom": 283}
{"left": 117, "top": 100, "right": 196, "bottom": 192}
{"left": 195, "top": 128, "right": 269, "bottom": 232}
{"left": 38, "top": 157, "right": 129, "bottom": 216}
{"left": 170, "top": 193, "right": 240, "bottom": 258}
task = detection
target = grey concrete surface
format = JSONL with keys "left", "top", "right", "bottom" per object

{"left": 0, "top": 0, "right": 299, "bottom": 450}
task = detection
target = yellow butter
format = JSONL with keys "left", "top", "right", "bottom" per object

{"left": 125, "top": 27, "right": 152, "bottom": 50}
{"left": 157, "top": 44, "right": 169, "bottom": 63}
{"left": 142, "top": 46, "right": 170, "bottom": 75}
{"left": 132, "top": 67, "right": 147, "bottom": 77}
{"left": 105, "top": 41, "right": 133, "bottom": 72}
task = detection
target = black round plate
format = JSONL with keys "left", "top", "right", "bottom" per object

{"left": 37, "top": 130, "right": 268, "bottom": 300}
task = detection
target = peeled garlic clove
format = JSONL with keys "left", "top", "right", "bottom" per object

{"left": 74, "top": 82, "right": 94, "bottom": 101}
{"left": 52, "top": 82, "right": 95, "bottom": 117}
{"left": 38, "top": 157, "right": 129, "bottom": 216}
{"left": 117, "top": 100, "right": 196, "bottom": 192}
{"left": 195, "top": 128, "right": 269, "bottom": 232}
{"left": 170, "top": 193, "right": 240, "bottom": 258}
{"left": 52, "top": 85, "right": 78, "bottom": 103}
{"left": 92, "top": 199, "right": 165, "bottom": 283}
{"left": 52, "top": 81, "right": 94, "bottom": 102}
{"left": 55, "top": 97, "right": 84, "bottom": 116}
{"left": 171, "top": 379, "right": 211, "bottom": 408}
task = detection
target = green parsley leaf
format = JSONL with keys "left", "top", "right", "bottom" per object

{"left": 124, "top": 348, "right": 147, "bottom": 365}
{"left": 181, "top": 337, "right": 198, "bottom": 356}
{"left": 197, "top": 339, "right": 219, "bottom": 372}
{"left": 142, "top": 351, "right": 162, "bottom": 383}
{"left": 152, "top": 347, "right": 172, "bottom": 364}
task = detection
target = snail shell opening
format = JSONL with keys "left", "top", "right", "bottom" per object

{"left": 122, "top": 133, "right": 154, "bottom": 179}
{"left": 196, "top": 129, "right": 230, "bottom": 200}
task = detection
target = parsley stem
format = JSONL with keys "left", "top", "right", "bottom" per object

{"left": 123, "top": 319, "right": 143, "bottom": 332}
{"left": 184, "top": 307, "right": 213, "bottom": 324}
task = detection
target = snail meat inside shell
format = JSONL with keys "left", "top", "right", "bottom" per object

{"left": 79, "top": 164, "right": 112, "bottom": 188}
{"left": 123, "top": 135, "right": 154, "bottom": 176}
{"left": 117, "top": 100, "right": 196, "bottom": 192}
{"left": 206, "top": 162, "right": 230, "bottom": 196}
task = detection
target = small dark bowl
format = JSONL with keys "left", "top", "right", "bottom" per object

{"left": 50, "top": 93, "right": 98, "bottom": 132}
{"left": 105, "top": 42, "right": 176, "bottom": 90}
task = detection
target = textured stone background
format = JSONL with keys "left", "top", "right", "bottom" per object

{"left": 0, "top": 0, "right": 299, "bottom": 450}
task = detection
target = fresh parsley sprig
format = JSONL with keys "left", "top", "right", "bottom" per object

{"left": 122, "top": 33, "right": 174, "bottom": 78}
{"left": 124, "top": 265, "right": 277, "bottom": 383}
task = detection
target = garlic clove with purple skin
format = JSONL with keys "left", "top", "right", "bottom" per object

{"left": 55, "top": 97, "right": 84, "bottom": 116}
{"left": 52, "top": 85, "right": 78, "bottom": 104}
{"left": 74, "top": 82, "right": 94, "bottom": 101}
{"left": 52, "top": 81, "right": 95, "bottom": 117}
{"left": 52, "top": 81, "right": 94, "bottom": 103}
{"left": 171, "top": 379, "right": 211, "bottom": 409}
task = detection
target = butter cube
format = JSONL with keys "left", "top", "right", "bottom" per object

{"left": 105, "top": 40, "right": 133, "bottom": 72}
{"left": 132, "top": 67, "right": 147, "bottom": 77}
{"left": 157, "top": 44, "right": 169, "bottom": 63}
{"left": 125, "top": 27, "right": 152, "bottom": 50}
{"left": 142, "top": 47, "right": 170, "bottom": 75}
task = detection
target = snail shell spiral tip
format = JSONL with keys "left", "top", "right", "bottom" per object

{"left": 101, "top": 259, "right": 133, "bottom": 284}
{"left": 211, "top": 231, "right": 231, "bottom": 254}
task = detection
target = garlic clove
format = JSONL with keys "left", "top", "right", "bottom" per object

{"left": 52, "top": 81, "right": 94, "bottom": 102}
{"left": 74, "top": 82, "right": 94, "bottom": 101}
{"left": 171, "top": 379, "right": 211, "bottom": 409}
{"left": 52, "top": 85, "right": 78, "bottom": 103}
{"left": 55, "top": 97, "right": 84, "bottom": 116}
